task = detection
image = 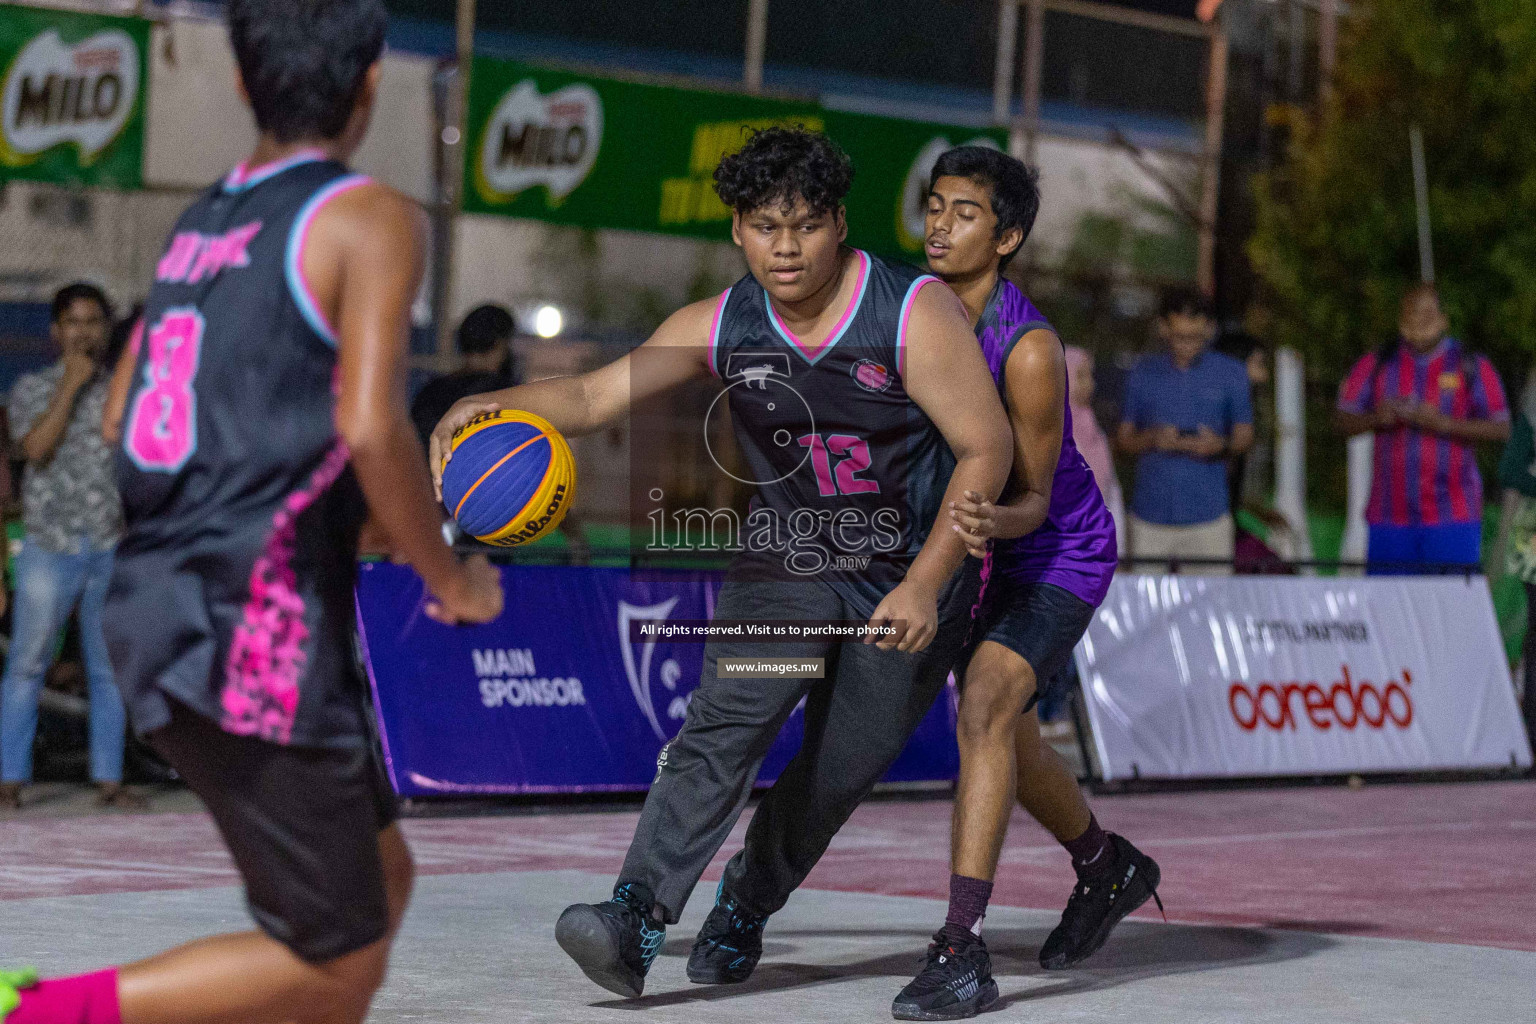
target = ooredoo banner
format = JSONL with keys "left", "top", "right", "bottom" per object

{"left": 1077, "top": 575, "right": 1533, "bottom": 780}
{"left": 355, "top": 561, "right": 959, "bottom": 796}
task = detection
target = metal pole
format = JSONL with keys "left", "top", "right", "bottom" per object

{"left": 1017, "top": 0, "right": 1044, "bottom": 164}
{"left": 1058, "top": 0, "right": 1210, "bottom": 38}
{"left": 993, "top": 0, "right": 1018, "bottom": 125}
{"left": 433, "top": 0, "right": 477, "bottom": 357}
{"left": 456, "top": 0, "right": 477, "bottom": 78}
{"left": 1340, "top": 433, "right": 1373, "bottom": 570}
{"left": 1287, "top": 0, "right": 1305, "bottom": 100}
{"left": 428, "top": 63, "right": 456, "bottom": 365}
{"left": 1274, "top": 347, "right": 1315, "bottom": 566}
{"left": 1196, "top": 17, "right": 1228, "bottom": 298}
{"left": 1319, "top": 0, "right": 1339, "bottom": 102}
{"left": 1410, "top": 125, "right": 1434, "bottom": 284}
{"left": 744, "top": 0, "right": 769, "bottom": 94}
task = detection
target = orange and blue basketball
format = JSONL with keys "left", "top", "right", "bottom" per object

{"left": 441, "top": 409, "right": 576, "bottom": 547}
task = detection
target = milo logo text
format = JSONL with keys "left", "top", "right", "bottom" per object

{"left": 2, "top": 28, "right": 140, "bottom": 166}
{"left": 477, "top": 80, "right": 602, "bottom": 205}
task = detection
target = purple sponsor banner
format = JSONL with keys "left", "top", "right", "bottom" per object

{"left": 355, "top": 561, "right": 959, "bottom": 796}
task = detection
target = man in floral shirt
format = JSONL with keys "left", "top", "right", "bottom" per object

{"left": 0, "top": 283, "right": 139, "bottom": 809}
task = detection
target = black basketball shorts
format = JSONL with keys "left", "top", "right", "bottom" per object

{"left": 964, "top": 576, "right": 1095, "bottom": 715}
{"left": 148, "top": 699, "right": 399, "bottom": 962}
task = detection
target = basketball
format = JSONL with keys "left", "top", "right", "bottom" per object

{"left": 441, "top": 409, "right": 577, "bottom": 547}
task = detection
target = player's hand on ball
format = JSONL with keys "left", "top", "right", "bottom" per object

{"left": 426, "top": 554, "right": 504, "bottom": 625}
{"left": 950, "top": 490, "right": 996, "bottom": 559}
{"left": 865, "top": 580, "right": 938, "bottom": 653}
{"left": 429, "top": 398, "right": 505, "bottom": 501}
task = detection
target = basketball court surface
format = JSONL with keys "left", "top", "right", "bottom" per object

{"left": 4, "top": 779, "right": 1532, "bottom": 1022}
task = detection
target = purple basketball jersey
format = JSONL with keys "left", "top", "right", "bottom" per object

{"left": 975, "top": 280, "right": 1116, "bottom": 606}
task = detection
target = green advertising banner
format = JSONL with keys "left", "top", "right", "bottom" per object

{"left": 0, "top": 3, "right": 148, "bottom": 189}
{"left": 463, "top": 57, "right": 1005, "bottom": 260}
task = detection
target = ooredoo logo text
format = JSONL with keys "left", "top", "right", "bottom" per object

{"left": 1228, "top": 665, "right": 1414, "bottom": 732}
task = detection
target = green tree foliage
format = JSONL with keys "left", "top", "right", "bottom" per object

{"left": 1249, "top": 0, "right": 1536, "bottom": 388}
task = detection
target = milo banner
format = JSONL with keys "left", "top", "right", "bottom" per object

{"left": 0, "top": 4, "right": 147, "bottom": 188}
{"left": 355, "top": 562, "right": 960, "bottom": 796}
{"left": 1077, "top": 575, "right": 1533, "bottom": 781}
{"left": 462, "top": 56, "right": 1004, "bottom": 258}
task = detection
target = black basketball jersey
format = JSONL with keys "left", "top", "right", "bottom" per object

{"left": 106, "top": 151, "right": 372, "bottom": 748}
{"left": 708, "top": 249, "right": 955, "bottom": 616}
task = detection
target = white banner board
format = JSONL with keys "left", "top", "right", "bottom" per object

{"left": 1077, "top": 575, "right": 1533, "bottom": 780}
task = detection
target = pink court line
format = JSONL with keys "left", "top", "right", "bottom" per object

{"left": 830, "top": 818, "right": 1536, "bottom": 863}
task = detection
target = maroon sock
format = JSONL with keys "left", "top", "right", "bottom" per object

{"left": 8, "top": 968, "right": 121, "bottom": 1024}
{"left": 944, "top": 873, "right": 993, "bottom": 935}
{"left": 1062, "top": 815, "right": 1114, "bottom": 880}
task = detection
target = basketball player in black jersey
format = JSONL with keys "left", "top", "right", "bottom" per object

{"left": 0, "top": 3, "right": 500, "bottom": 1024}
{"left": 431, "top": 127, "right": 1012, "bottom": 999}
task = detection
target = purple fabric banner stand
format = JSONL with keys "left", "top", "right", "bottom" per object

{"left": 355, "top": 562, "right": 960, "bottom": 797}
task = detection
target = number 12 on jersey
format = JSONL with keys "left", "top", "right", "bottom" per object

{"left": 798, "top": 433, "right": 881, "bottom": 496}
{"left": 125, "top": 309, "right": 205, "bottom": 472}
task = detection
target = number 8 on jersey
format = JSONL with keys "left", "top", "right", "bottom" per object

{"left": 125, "top": 309, "right": 205, "bottom": 472}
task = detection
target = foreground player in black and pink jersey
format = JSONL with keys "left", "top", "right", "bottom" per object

{"left": 431, "top": 127, "right": 1013, "bottom": 999}
{"left": 1, "top": 2, "right": 501, "bottom": 1023}
{"left": 891, "top": 147, "right": 1161, "bottom": 1020}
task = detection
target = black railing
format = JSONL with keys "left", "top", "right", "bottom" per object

{"left": 436, "top": 545, "right": 1486, "bottom": 578}
{"left": 1116, "top": 556, "right": 1484, "bottom": 577}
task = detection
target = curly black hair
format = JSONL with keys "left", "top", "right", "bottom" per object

{"left": 713, "top": 126, "right": 854, "bottom": 216}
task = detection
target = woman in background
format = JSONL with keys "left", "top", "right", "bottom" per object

{"left": 1214, "top": 332, "right": 1297, "bottom": 571}
{"left": 1214, "top": 331, "right": 1272, "bottom": 515}
{"left": 1064, "top": 346, "right": 1124, "bottom": 553}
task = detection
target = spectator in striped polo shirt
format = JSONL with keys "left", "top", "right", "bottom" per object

{"left": 1335, "top": 283, "right": 1510, "bottom": 572}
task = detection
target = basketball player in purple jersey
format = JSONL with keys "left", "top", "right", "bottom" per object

{"left": 431, "top": 128, "right": 1012, "bottom": 999}
{"left": 892, "top": 147, "right": 1160, "bottom": 1020}
{"left": 0, "top": 3, "right": 501, "bottom": 1024}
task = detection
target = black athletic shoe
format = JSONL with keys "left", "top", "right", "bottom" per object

{"left": 555, "top": 883, "right": 666, "bottom": 998}
{"left": 1039, "top": 833, "right": 1163, "bottom": 970}
{"left": 687, "top": 885, "right": 768, "bottom": 984}
{"left": 891, "top": 924, "right": 999, "bottom": 1021}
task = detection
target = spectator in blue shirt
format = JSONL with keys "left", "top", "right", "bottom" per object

{"left": 1116, "top": 288, "right": 1254, "bottom": 574}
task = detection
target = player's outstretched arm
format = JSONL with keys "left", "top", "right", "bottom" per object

{"left": 101, "top": 319, "right": 143, "bottom": 445}
{"left": 950, "top": 328, "right": 1063, "bottom": 551}
{"left": 867, "top": 283, "right": 1012, "bottom": 652}
{"left": 320, "top": 182, "right": 501, "bottom": 625}
{"left": 428, "top": 297, "right": 715, "bottom": 497}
